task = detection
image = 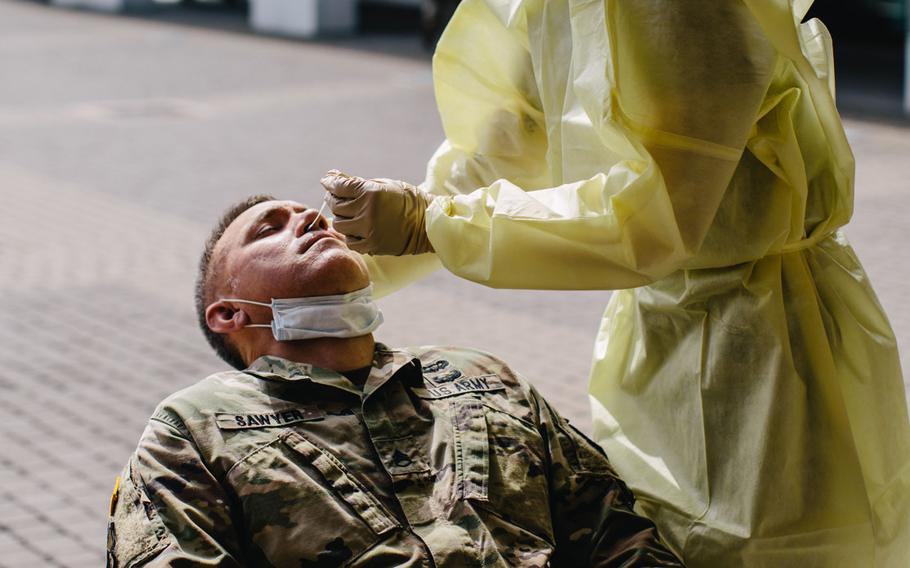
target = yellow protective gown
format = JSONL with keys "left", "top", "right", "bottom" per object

{"left": 365, "top": 0, "right": 910, "bottom": 565}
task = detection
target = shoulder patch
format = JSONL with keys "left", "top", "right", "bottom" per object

{"left": 412, "top": 375, "right": 506, "bottom": 400}
{"left": 216, "top": 407, "right": 325, "bottom": 430}
{"left": 421, "top": 359, "right": 450, "bottom": 374}
{"left": 109, "top": 475, "right": 121, "bottom": 516}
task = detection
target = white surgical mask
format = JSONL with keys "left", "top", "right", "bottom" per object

{"left": 222, "top": 284, "right": 383, "bottom": 341}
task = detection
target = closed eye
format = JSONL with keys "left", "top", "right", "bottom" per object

{"left": 254, "top": 225, "right": 278, "bottom": 239}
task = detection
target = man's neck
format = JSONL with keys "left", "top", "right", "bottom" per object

{"left": 250, "top": 334, "right": 376, "bottom": 373}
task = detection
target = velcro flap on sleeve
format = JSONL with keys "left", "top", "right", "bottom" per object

{"left": 109, "top": 461, "right": 170, "bottom": 567}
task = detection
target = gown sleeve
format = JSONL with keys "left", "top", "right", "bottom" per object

{"left": 416, "top": 0, "right": 780, "bottom": 290}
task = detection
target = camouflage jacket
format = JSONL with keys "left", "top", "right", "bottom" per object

{"left": 107, "top": 344, "right": 683, "bottom": 567}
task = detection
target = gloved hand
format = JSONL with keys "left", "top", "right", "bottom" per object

{"left": 320, "top": 170, "right": 436, "bottom": 256}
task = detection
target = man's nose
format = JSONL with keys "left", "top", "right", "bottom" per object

{"left": 293, "top": 209, "right": 324, "bottom": 238}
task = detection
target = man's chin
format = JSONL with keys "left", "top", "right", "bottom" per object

{"left": 295, "top": 246, "right": 370, "bottom": 297}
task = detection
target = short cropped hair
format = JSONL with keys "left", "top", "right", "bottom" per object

{"left": 195, "top": 195, "right": 275, "bottom": 370}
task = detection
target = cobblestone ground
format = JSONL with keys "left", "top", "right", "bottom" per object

{"left": 1, "top": 1, "right": 908, "bottom": 566}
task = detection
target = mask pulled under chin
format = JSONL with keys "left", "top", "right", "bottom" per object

{"left": 221, "top": 284, "right": 383, "bottom": 341}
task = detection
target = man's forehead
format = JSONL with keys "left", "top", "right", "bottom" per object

{"left": 236, "top": 199, "right": 308, "bottom": 227}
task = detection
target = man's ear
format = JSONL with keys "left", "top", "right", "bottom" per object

{"left": 205, "top": 301, "right": 251, "bottom": 335}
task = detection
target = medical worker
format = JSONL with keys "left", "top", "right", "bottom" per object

{"left": 321, "top": 1, "right": 910, "bottom": 566}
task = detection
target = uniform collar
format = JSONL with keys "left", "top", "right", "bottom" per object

{"left": 364, "top": 345, "right": 422, "bottom": 399}
{"left": 245, "top": 344, "right": 420, "bottom": 399}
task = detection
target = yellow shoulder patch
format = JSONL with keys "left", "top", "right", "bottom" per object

{"left": 109, "top": 475, "right": 121, "bottom": 516}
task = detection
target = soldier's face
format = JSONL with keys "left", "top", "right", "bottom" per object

{"left": 213, "top": 200, "right": 370, "bottom": 303}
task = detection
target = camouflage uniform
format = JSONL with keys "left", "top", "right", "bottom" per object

{"left": 107, "top": 344, "right": 683, "bottom": 567}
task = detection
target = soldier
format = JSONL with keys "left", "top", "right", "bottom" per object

{"left": 106, "top": 195, "right": 683, "bottom": 567}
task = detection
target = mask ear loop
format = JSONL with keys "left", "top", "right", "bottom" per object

{"left": 219, "top": 298, "right": 273, "bottom": 328}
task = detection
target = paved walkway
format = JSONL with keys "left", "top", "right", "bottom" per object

{"left": 0, "top": 1, "right": 908, "bottom": 566}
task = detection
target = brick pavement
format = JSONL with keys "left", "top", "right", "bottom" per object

{"left": 0, "top": 1, "right": 908, "bottom": 566}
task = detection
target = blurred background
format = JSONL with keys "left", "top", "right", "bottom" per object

{"left": 0, "top": 0, "right": 908, "bottom": 565}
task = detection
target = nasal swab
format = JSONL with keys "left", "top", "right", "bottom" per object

{"left": 306, "top": 198, "right": 328, "bottom": 232}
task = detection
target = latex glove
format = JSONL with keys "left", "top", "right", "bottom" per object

{"left": 320, "top": 170, "right": 435, "bottom": 256}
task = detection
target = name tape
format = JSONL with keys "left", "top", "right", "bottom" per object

{"left": 412, "top": 375, "right": 506, "bottom": 400}
{"left": 216, "top": 407, "right": 325, "bottom": 430}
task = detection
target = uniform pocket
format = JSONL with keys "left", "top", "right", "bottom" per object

{"left": 228, "top": 431, "right": 401, "bottom": 566}
{"left": 483, "top": 404, "right": 551, "bottom": 537}
{"left": 107, "top": 461, "right": 170, "bottom": 568}
{"left": 282, "top": 431, "right": 400, "bottom": 536}
{"left": 450, "top": 399, "right": 552, "bottom": 540}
